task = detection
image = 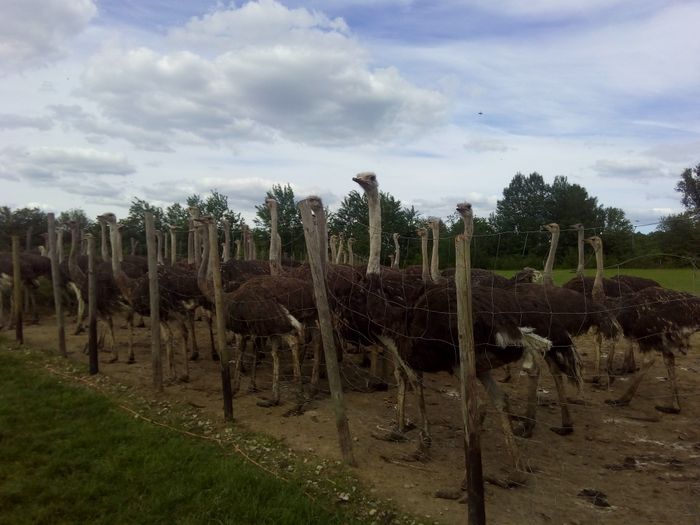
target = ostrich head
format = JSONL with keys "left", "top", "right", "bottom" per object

{"left": 352, "top": 172, "right": 378, "bottom": 191}
{"left": 416, "top": 227, "right": 427, "bottom": 238}
{"left": 186, "top": 206, "right": 200, "bottom": 219}
{"left": 571, "top": 223, "right": 584, "bottom": 232}
{"left": 542, "top": 223, "right": 560, "bottom": 234}
{"left": 330, "top": 234, "right": 338, "bottom": 243}
{"left": 306, "top": 195, "right": 323, "bottom": 214}
{"left": 585, "top": 236, "right": 603, "bottom": 253}
{"left": 348, "top": 237, "right": 355, "bottom": 247}
{"left": 98, "top": 212, "right": 117, "bottom": 226}
{"left": 265, "top": 197, "right": 278, "bottom": 217}
{"left": 193, "top": 215, "right": 215, "bottom": 226}
{"left": 392, "top": 233, "right": 400, "bottom": 242}
{"left": 456, "top": 202, "right": 472, "bottom": 220}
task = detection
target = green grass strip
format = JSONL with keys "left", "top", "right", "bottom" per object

{"left": 0, "top": 351, "right": 362, "bottom": 525}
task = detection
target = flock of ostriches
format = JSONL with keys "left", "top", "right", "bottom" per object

{"left": 1, "top": 172, "right": 699, "bottom": 485}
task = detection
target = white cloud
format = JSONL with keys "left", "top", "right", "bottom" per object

{"left": 0, "top": 146, "right": 135, "bottom": 182}
{"left": 78, "top": 0, "right": 446, "bottom": 147}
{"left": 0, "top": 113, "right": 53, "bottom": 130}
{"left": 0, "top": 0, "right": 97, "bottom": 76}
{"left": 592, "top": 157, "right": 672, "bottom": 180}
{"left": 463, "top": 137, "right": 509, "bottom": 153}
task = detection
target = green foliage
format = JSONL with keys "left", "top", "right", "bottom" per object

{"left": 254, "top": 184, "right": 304, "bottom": 261}
{"left": 676, "top": 163, "right": 700, "bottom": 214}
{"left": 0, "top": 206, "right": 48, "bottom": 250}
{"left": 489, "top": 173, "right": 634, "bottom": 269}
{"left": 328, "top": 190, "right": 423, "bottom": 267}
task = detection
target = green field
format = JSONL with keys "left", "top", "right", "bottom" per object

{"left": 496, "top": 268, "right": 699, "bottom": 294}
{"left": 0, "top": 349, "right": 367, "bottom": 525}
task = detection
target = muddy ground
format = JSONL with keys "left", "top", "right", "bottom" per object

{"left": 12, "top": 312, "right": 700, "bottom": 525}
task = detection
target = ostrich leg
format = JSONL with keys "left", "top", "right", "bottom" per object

{"left": 177, "top": 317, "right": 190, "bottom": 382}
{"left": 188, "top": 309, "right": 200, "bottom": 361}
{"left": 606, "top": 352, "right": 656, "bottom": 408}
{"left": 655, "top": 353, "right": 681, "bottom": 414}
{"left": 545, "top": 354, "right": 574, "bottom": 435}
{"left": 512, "top": 347, "right": 541, "bottom": 439}
{"left": 106, "top": 316, "right": 118, "bottom": 363}
{"left": 257, "top": 338, "right": 281, "bottom": 407}
{"left": 232, "top": 333, "right": 246, "bottom": 394}
{"left": 287, "top": 334, "right": 304, "bottom": 401}
{"left": 478, "top": 370, "right": 528, "bottom": 481}
{"left": 248, "top": 338, "right": 261, "bottom": 393}
{"left": 206, "top": 311, "right": 218, "bottom": 361}
{"left": 620, "top": 341, "right": 637, "bottom": 374}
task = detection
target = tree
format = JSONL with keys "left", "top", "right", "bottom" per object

{"left": 120, "top": 198, "right": 165, "bottom": 255}
{"left": 253, "top": 184, "right": 304, "bottom": 261}
{"left": 0, "top": 206, "right": 48, "bottom": 251}
{"left": 676, "top": 164, "right": 700, "bottom": 214}
{"left": 328, "top": 190, "right": 423, "bottom": 266}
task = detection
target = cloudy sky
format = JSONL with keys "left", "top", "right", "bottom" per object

{"left": 1, "top": 0, "right": 698, "bottom": 229}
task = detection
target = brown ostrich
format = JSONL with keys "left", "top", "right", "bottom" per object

{"left": 0, "top": 251, "right": 51, "bottom": 327}
{"left": 195, "top": 215, "right": 316, "bottom": 405}
{"left": 102, "top": 213, "right": 202, "bottom": 377}
{"left": 65, "top": 220, "right": 120, "bottom": 359}
{"left": 580, "top": 236, "right": 700, "bottom": 413}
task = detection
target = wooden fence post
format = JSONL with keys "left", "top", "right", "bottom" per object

{"left": 12, "top": 236, "right": 23, "bottom": 344}
{"left": 454, "top": 203, "right": 486, "bottom": 525}
{"left": 298, "top": 198, "right": 356, "bottom": 466}
{"left": 86, "top": 234, "right": 99, "bottom": 374}
{"left": 208, "top": 221, "right": 233, "bottom": 421}
{"left": 145, "top": 212, "right": 163, "bottom": 391}
{"left": 47, "top": 214, "right": 67, "bottom": 357}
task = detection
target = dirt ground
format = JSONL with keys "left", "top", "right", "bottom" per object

{"left": 13, "top": 312, "right": 700, "bottom": 525}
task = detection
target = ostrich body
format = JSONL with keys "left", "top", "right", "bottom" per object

{"left": 582, "top": 236, "right": 700, "bottom": 413}
{"left": 66, "top": 220, "right": 120, "bottom": 358}
{"left": 0, "top": 251, "right": 51, "bottom": 327}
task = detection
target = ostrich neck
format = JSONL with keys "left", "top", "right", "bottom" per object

{"left": 348, "top": 243, "right": 354, "bottom": 266}
{"left": 592, "top": 245, "right": 605, "bottom": 302}
{"left": 156, "top": 232, "right": 163, "bottom": 264}
{"left": 269, "top": 205, "right": 281, "bottom": 274}
{"left": 543, "top": 229, "right": 559, "bottom": 286}
{"left": 430, "top": 223, "right": 440, "bottom": 282}
{"left": 68, "top": 225, "right": 83, "bottom": 282}
{"left": 100, "top": 222, "right": 109, "bottom": 261}
{"left": 170, "top": 230, "right": 177, "bottom": 265}
{"left": 108, "top": 223, "right": 131, "bottom": 296}
{"left": 196, "top": 226, "right": 214, "bottom": 302}
{"left": 393, "top": 236, "right": 400, "bottom": 268}
{"left": 223, "top": 221, "right": 231, "bottom": 262}
{"left": 330, "top": 238, "right": 337, "bottom": 262}
{"left": 57, "top": 230, "right": 64, "bottom": 263}
{"left": 366, "top": 189, "right": 382, "bottom": 275}
{"left": 576, "top": 229, "right": 585, "bottom": 277}
{"left": 421, "top": 236, "right": 429, "bottom": 283}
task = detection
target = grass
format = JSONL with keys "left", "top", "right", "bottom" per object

{"left": 496, "top": 268, "right": 699, "bottom": 294}
{"left": 0, "top": 348, "right": 367, "bottom": 525}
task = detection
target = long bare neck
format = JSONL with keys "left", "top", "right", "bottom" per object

{"left": 222, "top": 220, "right": 231, "bottom": 263}
{"left": 156, "top": 231, "right": 163, "bottom": 265}
{"left": 592, "top": 242, "right": 605, "bottom": 302}
{"left": 234, "top": 239, "right": 241, "bottom": 260}
{"left": 430, "top": 221, "right": 440, "bottom": 282}
{"left": 198, "top": 225, "right": 214, "bottom": 302}
{"left": 268, "top": 204, "right": 281, "bottom": 275}
{"left": 366, "top": 188, "right": 382, "bottom": 275}
{"left": 68, "top": 225, "right": 82, "bottom": 280}
{"left": 420, "top": 234, "right": 429, "bottom": 283}
{"left": 348, "top": 241, "right": 354, "bottom": 266}
{"left": 392, "top": 234, "right": 400, "bottom": 268}
{"left": 330, "top": 236, "right": 338, "bottom": 262}
{"left": 576, "top": 228, "right": 585, "bottom": 278}
{"left": 57, "top": 229, "right": 64, "bottom": 263}
{"left": 543, "top": 228, "right": 559, "bottom": 286}
{"left": 100, "top": 222, "right": 109, "bottom": 261}
{"left": 108, "top": 223, "right": 127, "bottom": 283}
{"left": 170, "top": 229, "right": 177, "bottom": 265}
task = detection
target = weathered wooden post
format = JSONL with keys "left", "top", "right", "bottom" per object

{"left": 86, "top": 233, "right": 99, "bottom": 374}
{"left": 12, "top": 236, "right": 23, "bottom": 344}
{"left": 454, "top": 203, "right": 486, "bottom": 525}
{"left": 298, "top": 197, "right": 356, "bottom": 466}
{"left": 47, "top": 214, "right": 67, "bottom": 357}
{"left": 145, "top": 212, "right": 163, "bottom": 391}
{"left": 207, "top": 220, "right": 233, "bottom": 421}
{"left": 266, "top": 198, "right": 282, "bottom": 275}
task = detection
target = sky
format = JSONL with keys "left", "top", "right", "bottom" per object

{"left": 1, "top": 0, "right": 699, "bottom": 231}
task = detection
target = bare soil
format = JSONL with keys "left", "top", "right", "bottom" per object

{"left": 14, "top": 313, "right": 700, "bottom": 525}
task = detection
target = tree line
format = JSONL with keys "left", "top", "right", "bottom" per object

{"left": 2, "top": 165, "right": 699, "bottom": 270}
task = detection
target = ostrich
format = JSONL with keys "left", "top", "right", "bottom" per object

{"left": 351, "top": 174, "right": 554, "bottom": 473}
{"left": 580, "top": 236, "right": 700, "bottom": 413}
{"left": 329, "top": 234, "right": 338, "bottom": 263}
{"left": 0, "top": 251, "right": 51, "bottom": 328}
{"left": 336, "top": 233, "right": 346, "bottom": 265}
{"left": 102, "top": 212, "right": 200, "bottom": 376}
{"left": 572, "top": 223, "right": 585, "bottom": 278}
{"left": 428, "top": 217, "right": 443, "bottom": 283}
{"left": 196, "top": 215, "right": 316, "bottom": 406}
{"left": 347, "top": 237, "right": 355, "bottom": 267}
{"left": 222, "top": 218, "right": 231, "bottom": 263}
{"left": 65, "top": 220, "right": 120, "bottom": 359}
{"left": 266, "top": 197, "right": 282, "bottom": 275}
{"left": 542, "top": 223, "right": 560, "bottom": 286}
